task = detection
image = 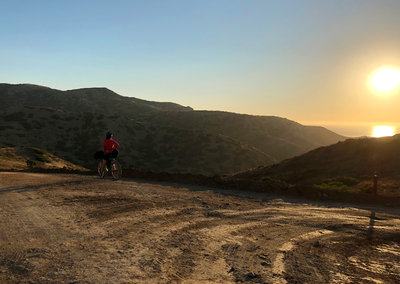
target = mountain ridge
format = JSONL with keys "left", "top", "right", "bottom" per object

{"left": 0, "top": 83, "right": 346, "bottom": 175}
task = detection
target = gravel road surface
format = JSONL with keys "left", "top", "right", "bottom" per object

{"left": 1, "top": 172, "right": 399, "bottom": 283}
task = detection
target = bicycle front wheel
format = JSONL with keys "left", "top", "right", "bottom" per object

{"left": 111, "top": 161, "right": 122, "bottom": 180}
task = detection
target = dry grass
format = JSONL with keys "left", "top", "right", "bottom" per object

{"left": 0, "top": 146, "right": 87, "bottom": 171}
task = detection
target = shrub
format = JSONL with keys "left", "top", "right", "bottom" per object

{"left": 313, "top": 176, "right": 359, "bottom": 192}
{"left": 262, "top": 176, "right": 281, "bottom": 183}
{"left": 26, "top": 160, "right": 37, "bottom": 167}
{"left": 330, "top": 176, "right": 360, "bottom": 186}
{"left": 28, "top": 147, "right": 51, "bottom": 163}
{"left": 314, "top": 181, "right": 350, "bottom": 192}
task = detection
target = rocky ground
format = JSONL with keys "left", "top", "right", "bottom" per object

{"left": 0, "top": 172, "right": 399, "bottom": 283}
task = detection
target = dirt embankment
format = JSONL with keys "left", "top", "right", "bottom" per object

{"left": 1, "top": 172, "right": 399, "bottom": 283}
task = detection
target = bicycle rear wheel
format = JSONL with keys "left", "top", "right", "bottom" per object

{"left": 97, "top": 160, "right": 103, "bottom": 177}
{"left": 111, "top": 161, "right": 122, "bottom": 180}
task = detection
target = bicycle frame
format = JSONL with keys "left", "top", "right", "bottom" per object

{"left": 97, "top": 158, "right": 122, "bottom": 180}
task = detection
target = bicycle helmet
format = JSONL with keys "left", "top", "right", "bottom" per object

{"left": 106, "top": 131, "right": 112, "bottom": 139}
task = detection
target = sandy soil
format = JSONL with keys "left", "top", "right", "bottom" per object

{"left": 0, "top": 172, "right": 399, "bottom": 283}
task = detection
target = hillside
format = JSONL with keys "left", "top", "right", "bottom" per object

{"left": 0, "top": 146, "right": 87, "bottom": 171}
{"left": 0, "top": 83, "right": 345, "bottom": 175}
{"left": 232, "top": 134, "right": 400, "bottom": 198}
{"left": 146, "top": 111, "right": 345, "bottom": 161}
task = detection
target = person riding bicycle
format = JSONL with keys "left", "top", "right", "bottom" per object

{"left": 100, "top": 131, "right": 119, "bottom": 178}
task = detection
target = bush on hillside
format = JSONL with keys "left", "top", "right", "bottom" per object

{"left": 28, "top": 147, "right": 51, "bottom": 163}
{"left": 314, "top": 181, "right": 350, "bottom": 192}
{"left": 313, "top": 176, "right": 360, "bottom": 193}
{"left": 26, "top": 159, "right": 37, "bottom": 167}
{"left": 262, "top": 176, "right": 282, "bottom": 183}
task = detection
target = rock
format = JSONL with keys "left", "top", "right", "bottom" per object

{"left": 245, "top": 272, "right": 261, "bottom": 281}
{"left": 313, "top": 241, "right": 321, "bottom": 248}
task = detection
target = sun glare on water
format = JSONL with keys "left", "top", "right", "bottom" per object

{"left": 372, "top": 126, "right": 395, "bottom": 138}
{"left": 370, "top": 67, "right": 400, "bottom": 92}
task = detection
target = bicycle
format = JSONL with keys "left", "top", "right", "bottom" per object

{"left": 97, "top": 157, "right": 122, "bottom": 180}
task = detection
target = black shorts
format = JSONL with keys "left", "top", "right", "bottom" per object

{"left": 103, "top": 152, "right": 112, "bottom": 161}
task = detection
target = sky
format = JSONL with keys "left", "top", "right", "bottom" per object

{"left": 1, "top": 0, "right": 400, "bottom": 135}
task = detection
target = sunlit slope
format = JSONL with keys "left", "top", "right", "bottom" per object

{"left": 0, "top": 83, "right": 345, "bottom": 175}
{"left": 234, "top": 134, "right": 400, "bottom": 183}
{"left": 0, "top": 146, "right": 87, "bottom": 171}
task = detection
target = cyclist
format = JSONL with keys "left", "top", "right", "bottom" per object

{"left": 100, "top": 131, "right": 119, "bottom": 178}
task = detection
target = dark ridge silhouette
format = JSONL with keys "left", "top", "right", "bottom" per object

{"left": 234, "top": 134, "right": 400, "bottom": 182}
{"left": 228, "top": 134, "right": 400, "bottom": 204}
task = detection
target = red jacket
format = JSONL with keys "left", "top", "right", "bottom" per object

{"left": 103, "top": 138, "right": 119, "bottom": 153}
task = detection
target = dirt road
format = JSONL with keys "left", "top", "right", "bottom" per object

{"left": 1, "top": 172, "right": 399, "bottom": 283}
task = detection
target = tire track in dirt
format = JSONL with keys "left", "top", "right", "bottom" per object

{"left": 0, "top": 190, "right": 83, "bottom": 282}
{"left": 190, "top": 222, "right": 262, "bottom": 282}
{"left": 272, "top": 229, "right": 335, "bottom": 283}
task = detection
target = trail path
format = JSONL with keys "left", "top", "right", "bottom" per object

{"left": 0, "top": 172, "right": 399, "bottom": 283}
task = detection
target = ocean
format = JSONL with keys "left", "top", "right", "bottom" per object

{"left": 319, "top": 123, "right": 400, "bottom": 138}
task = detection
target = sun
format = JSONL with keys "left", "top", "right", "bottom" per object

{"left": 370, "top": 67, "right": 400, "bottom": 92}
{"left": 372, "top": 126, "right": 394, "bottom": 138}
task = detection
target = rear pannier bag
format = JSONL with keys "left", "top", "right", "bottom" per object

{"left": 94, "top": 150, "right": 104, "bottom": 159}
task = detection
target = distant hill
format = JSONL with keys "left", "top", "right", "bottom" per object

{"left": 0, "top": 83, "right": 345, "bottom": 175}
{"left": 0, "top": 83, "right": 193, "bottom": 114}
